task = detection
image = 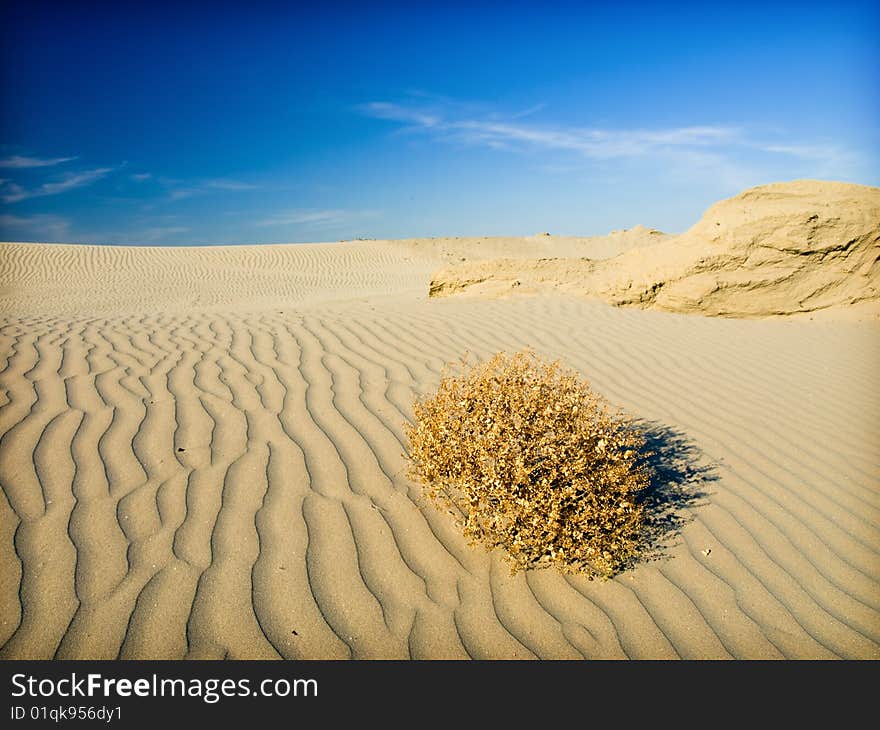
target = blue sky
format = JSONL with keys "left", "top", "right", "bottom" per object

{"left": 1, "top": 0, "right": 877, "bottom": 245}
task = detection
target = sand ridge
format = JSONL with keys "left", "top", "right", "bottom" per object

{"left": 0, "top": 228, "right": 668, "bottom": 318}
{"left": 429, "top": 180, "right": 880, "bottom": 319}
{"left": 1, "top": 185, "right": 879, "bottom": 659}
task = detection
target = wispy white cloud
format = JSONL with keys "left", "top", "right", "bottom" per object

{"left": 205, "top": 179, "right": 258, "bottom": 191}
{"left": 1, "top": 182, "right": 25, "bottom": 201}
{"left": 168, "top": 188, "right": 198, "bottom": 201}
{"left": 0, "top": 154, "right": 77, "bottom": 169}
{"left": 0, "top": 213, "right": 188, "bottom": 245}
{"left": 131, "top": 172, "right": 152, "bottom": 181}
{"left": 163, "top": 177, "right": 259, "bottom": 201}
{"left": 1, "top": 167, "right": 115, "bottom": 203}
{"left": 257, "top": 208, "right": 380, "bottom": 228}
{"left": 360, "top": 99, "right": 852, "bottom": 174}
{"left": 750, "top": 142, "right": 850, "bottom": 164}
{"left": 362, "top": 101, "right": 742, "bottom": 159}
{"left": 60, "top": 213, "right": 192, "bottom": 245}
{"left": 0, "top": 213, "right": 71, "bottom": 240}
{"left": 509, "top": 103, "right": 548, "bottom": 120}
{"left": 457, "top": 120, "right": 740, "bottom": 158}
{"left": 361, "top": 102, "right": 442, "bottom": 128}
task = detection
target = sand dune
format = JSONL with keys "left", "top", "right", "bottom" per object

{"left": 430, "top": 180, "right": 880, "bottom": 319}
{"left": 1, "top": 189, "right": 879, "bottom": 659}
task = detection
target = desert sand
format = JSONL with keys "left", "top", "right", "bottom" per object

{"left": 0, "top": 180, "right": 878, "bottom": 659}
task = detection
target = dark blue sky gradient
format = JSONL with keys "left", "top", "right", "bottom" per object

{"left": 1, "top": 0, "right": 877, "bottom": 244}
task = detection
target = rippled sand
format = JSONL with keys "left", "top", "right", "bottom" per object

{"left": 0, "top": 239, "right": 878, "bottom": 659}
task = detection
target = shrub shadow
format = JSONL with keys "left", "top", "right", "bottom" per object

{"left": 626, "top": 418, "right": 718, "bottom": 568}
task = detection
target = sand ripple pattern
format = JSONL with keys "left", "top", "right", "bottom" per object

{"left": 0, "top": 242, "right": 438, "bottom": 317}
{"left": 0, "top": 244, "right": 878, "bottom": 658}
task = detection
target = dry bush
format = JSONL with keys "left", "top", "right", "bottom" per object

{"left": 405, "top": 349, "right": 651, "bottom": 578}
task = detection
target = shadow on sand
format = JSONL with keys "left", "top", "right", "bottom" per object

{"left": 627, "top": 418, "right": 719, "bottom": 568}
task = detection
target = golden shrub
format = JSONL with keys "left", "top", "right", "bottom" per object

{"left": 405, "top": 349, "right": 650, "bottom": 578}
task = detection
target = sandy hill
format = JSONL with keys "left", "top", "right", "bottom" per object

{"left": 0, "top": 230, "right": 668, "bottom": 318}
{"left": 429, "top": 180, "right": 880, "bottom": 318}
